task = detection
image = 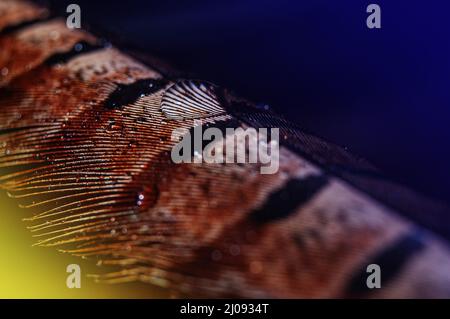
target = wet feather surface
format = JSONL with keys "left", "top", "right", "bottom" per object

{"left": 1, "top": 0, "right": 450, "bottom": 298}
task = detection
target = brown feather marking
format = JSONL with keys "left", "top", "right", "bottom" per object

{"left": 0, "top": 19, "right": 97, "bottom": 86}
{"left": 0, "top": 0, "right": 48, "bottom": 33}
{"left": 1, "top": 0, "right": 450, "bottom": 298}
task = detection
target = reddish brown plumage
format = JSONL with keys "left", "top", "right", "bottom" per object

{"left": 1, "top": 0, "right": 450, "bottom": 298}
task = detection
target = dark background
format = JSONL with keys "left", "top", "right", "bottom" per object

{"left": 46, "top": 0, "right": 450, "bottom": 204}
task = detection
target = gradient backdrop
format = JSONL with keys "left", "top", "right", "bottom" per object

{"left": 1, "top": 0, "right": 449, "bottom": 298}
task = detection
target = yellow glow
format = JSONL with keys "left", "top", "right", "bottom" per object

{"left": 0, "top": 192, "right": 167, "bottom": 298}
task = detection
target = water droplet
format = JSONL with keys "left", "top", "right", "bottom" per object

{"left": 128, "top": 140, "right": 138, "bottom": 147}
{"left": 74, "top": 42, "right": 83, "bottom": 52}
